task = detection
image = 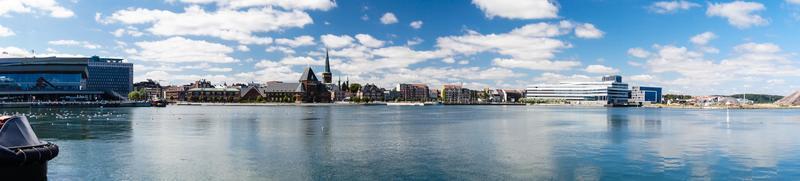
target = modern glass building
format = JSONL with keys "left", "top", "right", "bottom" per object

{"left": 631, "top": 86, "right": 662, "bottom": 104}
{"left": 0, "top": 56, "right": 132, "bottom": 101}
{"left": 526, "top": 75, "right": 630, "bottom": 105}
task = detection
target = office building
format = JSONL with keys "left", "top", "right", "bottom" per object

{"left": 0, "top": 56, "right": 132, "bottom": 101}
{"left": 630, "top": 86, "right": 662, "bottom": 104}
{"left": 396, "top": 83, "right": 430, "bottom": 101}
{"left": 526, "top": 75, "right": 630, "bottom": 105}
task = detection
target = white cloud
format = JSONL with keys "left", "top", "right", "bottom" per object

{"left": 279, "top": 56, "right": 323, "bottom": 65}
{"left": 574, "top": 23, "right": 604, "bottom": 39}
{"left": 380, "top": 12, "right": 398, "bottom": 24}
{"left": 790, "top": 0, "right": 800, "bottom": 5}
{"left": 690, "top": 31, "right": 716, "bottom": 45}
{"left": 101, "top": 6, "right": 314, "bottom": 44}
{"left": 584, "top": 64, "right": 619, "bottom": 74}
{"left": 407, "top": 37, "right": 424, "bottom": 46}
{"left": 111, "top": 26, "right": 144, "bottom": 37}
{"left": 629, "top": 74, "right": 655, "bottom": 82}
{"left": 649, "top": 0, "right": 700, "bottom": 14}
{"left": 532, "top": 73, "right": 593, "bottom": 84}
{"left": 207, "top": 67, "right": 233, "bottom": 72}
{"left": 471, "top": 0, "right": 558, "bottom": 19}
{"left": 627, "top": 48, "right": 651, "bottom": 58}
{"left": 1, "top": 46, "right": 84, "bottom": 58}
{"left": 168, "top": 0, "right": 336, "bottom": 11}
{"left": 0, "top": 25, "right": 14, "bottom": 37}
{"left": 0, "top": 0, "right": 75, "bottom": 18}
{"left": 707, "top": 1, "right": 768, "bottom": 28}
{"left": 734, "top": 42, "right": 780, "bottom": 54}
{"left": 48, "top": 40, "right": 102, "bottom": 49}
{"left": 132, "top": 36, "right": 236, "bottom": 63}
{"left": 275, "top": 35, "right": 315, "bottom": 47}
{"left": 265, "top": 46, "right": 296, "bottom": 54}
{"left": 320, "top": 34, "right": 354, "bottom": 48}
{"left": 354, "top": 34, "right": 385, "bottom": 48}
{"left": 237, "top": 45, "right": 250, "bottom": 52}
{"left": 409, "top": 20, "right": 423, "bottom": 29}
{"left": 436, "top": 21, "right": 584, "bottom": 71}
{"left": 243, "top": 59, "right": 301, "bottom": 82}
{"left": 442, "top": 57, "right": 456, "bottom": 64}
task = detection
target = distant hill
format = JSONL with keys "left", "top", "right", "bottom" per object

{"left": 730, "top": 94, "right": 783, "bottom": 104}
{"left": 776, "top": 91, "right": 800, "bottom": 106}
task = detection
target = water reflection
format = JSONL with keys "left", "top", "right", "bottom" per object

{"left": 25, "top": 106, "right": 800, "bottom": 180}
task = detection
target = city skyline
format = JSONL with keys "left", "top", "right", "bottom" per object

{"left": 1, "top": 0, "right": 800, "bottom": 95}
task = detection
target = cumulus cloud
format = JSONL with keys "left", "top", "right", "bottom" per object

{"left": 275, "top": 35, "right": 315, "bottom": 47}
{"left": 111, "top": 26, "right": 144, "bottom": 37}
{"left": 237, "top": 45, "right": 250, "bottom": 52}
{"left": 100, "top": 5, "right": 315, "bottom": 44}
{"left": 167, "top": 0, "right": 337, "bottom": 11}
{"left": 48, "top": 40, "right": 102, "bottom": 49}
{"left": 132, "top": 36, "right": 237, "bottom": 63}
{"left": 409, "top": 20, "right": 423, "bottom": 29}
{"left": 320, "top": 34, "right": 355, "bottom": 48}
{"left": 279, "top": 56, "right": 323, "bottom": 65}
{"left": 471, "top": 0, "right": 558, "bottom": 19}
{"left": 690, "top": 31, "right": 716, "bottom": 45}
{"left": 584, "top": 64, "right": 619, "bottom": 74}
{"left": 265, "top": 46, "right": 296, "bottom": 54}
{"left": 574, "top": 23, "right": 604, "bottom": 39}
{"left": 380, "top": 12, "right": 398, "bottom": 24}
{"left": 0, "top": 0, "right": 74, "bottom": 18}
{"left": 790, "top": 0, "right": 800, "bottom": 5}
{"left": 707, "top": 1, "right": 768, "bottom": 29}
{"left": 532, "top": 72, "right": 593, "bottom": 84}
{"left": 354, "top": 34, "right": 385, "bottom": 48}
{"left": 436, "top": 21, "right": 591, "bottom": 71}
{"left": 0, "top": 25, "right": 14, "bottom": 37}
{"left": 649, "top": 0, "right": 700, "bottom": 14}
{"left": 627, "top": 48, "right": 651, "bottom": 58}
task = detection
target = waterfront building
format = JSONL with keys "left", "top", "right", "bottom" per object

{"left": 526, "top": 75, "right": 630, "bottom": 105}
{"left": 384, "top": 89, "right": 400, "bottom": 101}
{"left": 488, "top": 89, "right": 524, "bottom": 103}
{"left": 164, "top": 85, "right": 185, "bottom": 102}
{"left": 86, "top": 56, "right": 133, "bottom": 97}
{"left": 133, "top": 79, "right": 163, "bottom": 100}
{"left": 441, "top": 84, "right": 477, "bottom": 104}
{"left": 186, "top": 87, "right": 240, "bottom": 102}
{"left": 240, "top": 86, "right": 265, "bottom": 101}
{"left": 0, "top": 56, "right": 132, "bottom": 102}
{"left": 396, "top": 83, "right": 430, "bottom": 102}
{"left": 630, "top": 86, "right": 662, "bottom": 104}
{"left": 262, "top": 81, "right": 302, "bottom": 102}
{"left": 299, "top": 67, "right": 331, "bottom": 103}
{"left": 356, "top": 84, "right": 385, "bottom": 101}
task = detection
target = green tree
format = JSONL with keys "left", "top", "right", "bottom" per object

{"left": 128, "top": 91, "right": 141, "bottom": 101}
{"left": 349, "top": 83, "right": 362, "bottom": 94}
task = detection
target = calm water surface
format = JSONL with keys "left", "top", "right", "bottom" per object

{"left": 4, "top": 106, "right": 800, "bottom": 180}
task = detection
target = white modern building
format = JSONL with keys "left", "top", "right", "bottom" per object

{"left": 526, "top": 75, "right": 630, "bottom": 105}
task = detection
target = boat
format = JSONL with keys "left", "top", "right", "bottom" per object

{"left": 0, "top": 116, "right": 59, "bottom": 180}
{"left": 151, "top": 99, "right": 168, "bottom": 107}
{"left": 386, "top": 102, "right": 425, "bottom": 106}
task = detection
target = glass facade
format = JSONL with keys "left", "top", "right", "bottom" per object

{"left": 0, "top": 73, "right": 84, "bottom": 91}
{"left": 86, "top": 61, "right": 133, "bottom": 96}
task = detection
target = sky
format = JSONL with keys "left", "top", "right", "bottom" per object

{"left": 1, "top": 0, "right": 800, "bottom": 95}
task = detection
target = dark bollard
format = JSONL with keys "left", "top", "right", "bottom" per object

{"left": 0, "top": 116, "right": 59, "bottom": 180}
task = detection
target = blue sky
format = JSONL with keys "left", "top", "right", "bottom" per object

{"left": 1, "top": 0, "right": 800, "bottom": 95}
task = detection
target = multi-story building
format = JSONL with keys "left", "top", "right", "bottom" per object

{"left": 186, "top": 87, "right": 240, "bottom": 102}
{"left": 164, "top": 85, "right": 185, "bottom": 102}
{"left": 526, "top": 75, "right": 630, "bottom": 105}
{"left": 0, "top": 56, "right": 132, "bottom": 101}
{"left": 85, "top": 56, "right": 133, "bottom": 98}
{"left": 441, "top": 84, "right": 477, "bottom": 104}
{"left": 630, "top": 86, "right": 662, "bottom": 104}
{"left": 262, "top": 81, "right": 302, "bottom": 102}
{"left": 396, "top": 83, "right": 429, "bottom": 102}
{"left": 356, "top": 84, "right": 384, "bottom": 101}
{"left": 488, "top": 89, "right": 524, "bottom": 103}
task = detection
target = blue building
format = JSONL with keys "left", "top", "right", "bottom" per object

{"left": 631, "top": 86, "right": 662, "bottom": 104}
{"left": 0, "top": 56, "right": 132, "bottom": 101}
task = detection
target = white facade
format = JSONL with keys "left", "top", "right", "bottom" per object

{"left": 526, "top": 77, "right": 630, "bottom": 105}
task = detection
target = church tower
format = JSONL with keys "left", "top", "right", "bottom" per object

{"left": 322, "top": 49, "right": 333, "bottom": 84}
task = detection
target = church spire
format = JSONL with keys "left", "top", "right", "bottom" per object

{"left": 321, "top": 48, "right": 333, "bottom": 84}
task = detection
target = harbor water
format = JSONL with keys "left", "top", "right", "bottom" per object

{"left": 4, "top": 106, "right": 800, "bottom": 180}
